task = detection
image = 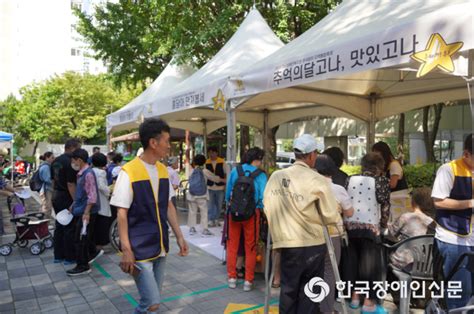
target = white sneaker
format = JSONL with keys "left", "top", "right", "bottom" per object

{"left": 243, "top": 281, "right": 253, "bottom": 292}
{"left": 201, "top": 229, "right": 214, "bottom": 237}
{"left": 189, "top": 227, "right": 197, "bottom": 235}
{"left": 228, "top": 278, "right": 237, "bottom": 289}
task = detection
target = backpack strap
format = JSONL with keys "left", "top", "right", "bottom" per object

{"left": 250, "top": 169, "right": 263, "bottom": 179}
{"left": 236, "top": 165, "right": 245, "bottom": 177}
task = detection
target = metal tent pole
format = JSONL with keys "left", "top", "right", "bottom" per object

{"left": 10, "top": 139, "right": 14, "bottom": 183}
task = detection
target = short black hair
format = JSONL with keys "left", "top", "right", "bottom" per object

{"left": 315, "top": 154, "right": 337, "bottom": 177}
{"left": 112, "top": 153, "right": 123, "bottom": 164}
{"left": 323, "top": 147, "right": 345, "bottom": 168}
{"left": 193, "top": 154, "right": 206, "bottom": 167}
{"left": 72, "top": 148, "right": 89, "bottom": 162}
{"left": 207, "top": 146, "right": 218, "bottom": 153}
{"left": 464, "top": 133, "right": 473, "bottom": 154}
{"left": 92, "top": 153, "right": 107, "bottom": 168}
{"left": 65, "top": 138, "right": 81, "bottom": 151}
{"left": 245, "top": 147, "right": 264, "bottom": 164}
{"left": 411, "top": 187, "right": 434, "bottom": 213}
{"left": 93, "top": 147, "right": 100, "bottom": 152}
{"left": 139, "top": 118, "right": 170, "bottom": 149}
{"left": 361, "top": 152, "right": 385, "bottom": 175}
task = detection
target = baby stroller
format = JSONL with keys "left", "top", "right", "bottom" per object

{"left": 0, "top": 212, "right": 53, "bottom": 256}
{"left": 0, "top": 193, "right": 53, "bottom": 256}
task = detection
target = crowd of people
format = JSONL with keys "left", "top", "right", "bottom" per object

{"left": 0, "top": 117, "right": 472, "bottom": 314}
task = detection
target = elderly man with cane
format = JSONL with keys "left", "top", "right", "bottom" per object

{"left": 263, "top": 134, "right": 344, "bottom": 313}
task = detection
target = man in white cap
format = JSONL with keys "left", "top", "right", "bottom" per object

{"left": 263, "top": 134, "right": 340, "bottom": 313}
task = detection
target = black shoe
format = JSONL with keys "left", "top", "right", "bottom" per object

{"left": 66, "top": 265, "right": 91, "bottom": 277}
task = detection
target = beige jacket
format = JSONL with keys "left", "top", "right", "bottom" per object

{"left": 263, "top": 161, "right": 340, "bottom": 249}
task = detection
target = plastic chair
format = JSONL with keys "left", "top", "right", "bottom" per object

{"left": 383, "top": 234, "right": 435, "bottom": 313}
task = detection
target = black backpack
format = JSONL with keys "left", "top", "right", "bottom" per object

{"left": 229, "top": 165, "right": 263, "bottom": 221}
{"left": 29, "top": 164, "right": 46, "bottom": 192}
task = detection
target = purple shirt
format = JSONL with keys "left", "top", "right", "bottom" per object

{"left": 78, "top": 165, "right": 97, "bottom": 205}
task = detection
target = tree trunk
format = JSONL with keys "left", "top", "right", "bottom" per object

{"left": 32, "top": 141, "right": 38, "bottom": 159}
{"left": 266, "top": 126, "right": 279, "bottom": 169}
{"left": 397, "top": 113, "right": 405, "bottom": 164}
{"left": 239, "top": 125, "right": 250, "bottom": 161}
{"left": 422, "top": 104, "right": 444, "bottom": 163}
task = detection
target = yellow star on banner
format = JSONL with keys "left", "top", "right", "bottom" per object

{"left": 212, "top": 89, "right": 226, "bottom": 111}
{"left": 410, "top": 33, "right": 463, "bottom": 78}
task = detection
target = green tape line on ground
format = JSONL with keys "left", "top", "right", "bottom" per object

{"left": 122, "top": 283, "right": 231, "bottom": 307}
{"left": 230, "top": 299, "right": 279, "bottom": 314}
{"left": 92, "top": 261, "right": 112, "bottom": 279}
{"left": 161, "top": 284, "right": 229, "bottom": 303}
{"left": 123, "top": 293, "right": 139, "bottom": 307}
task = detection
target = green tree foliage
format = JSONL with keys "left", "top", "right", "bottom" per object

{"left": 76, "top": 0, "right": 340, "bottom": 85}
{"left": 0, "top": 72, "right": 141, "bottom": 148}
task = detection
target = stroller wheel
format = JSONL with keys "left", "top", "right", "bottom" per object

{"left": 17, "top": 240, "right": 28, "bottom": 248}
{"left": 43, "top": 238, "right": 53, "bottom": 249}
{"left": 30, "top": 243, "right": 43, "bottom": 255}
{"left": 0, "top": 245, "right": 12, "bottom": 256}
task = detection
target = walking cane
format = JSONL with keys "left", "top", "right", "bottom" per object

{"left": 315, "top": 199, "right": 348, "bottom": 314}
{"left": 264, "top": 219, "right": 273, "bottom": 314}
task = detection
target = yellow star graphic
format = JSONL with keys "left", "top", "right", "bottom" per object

{"left": 411, "top": 33, "right": 463, "bottom": 78}
{"left": 212, "top": 89, "right": 226, "bottom": 111}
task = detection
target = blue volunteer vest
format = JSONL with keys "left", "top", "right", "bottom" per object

{"left": 122, "top": 158, "right": 169, "bottom": 262}
{"left": 72, "top": 167, "right": 100, "bottom": 216}
{"left": 435, "top": 159, "right": 473, "bottom": 236}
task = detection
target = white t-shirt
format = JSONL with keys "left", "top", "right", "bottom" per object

{"left": 330, "top": 181, "right": 353, "bottom": 212}
{"left": 110, "top": 159, "right": 172, "bottom": 209}
{"left": 432, "top": 163, "right": 474, "bottom": 246}
{"left": 167, "top": 166, "right": 180, "bottom": 187}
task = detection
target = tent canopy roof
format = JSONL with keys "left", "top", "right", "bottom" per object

{"left": 0, "top": 131, "right": 13, "bottom": 142}
{"left": 245, "top": 0, "right": 471, "bottom": 71}
{"left": 148, "top": 9, "right": 284, "bottom": 119}
{"left": 230, "top": 0, "right": 473, "bottom": 125}
{"left": 107, "top": 60, "right": 195, "bottom": 133}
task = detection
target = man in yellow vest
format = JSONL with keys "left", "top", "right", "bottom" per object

{"left": 111, "top": 118, "right": 188, "bottom": 313}
{"left": 432, "top": 133, "right": 473, "bottom": 310}
{"left": 206, "top": 146, "right": 229, "bottom": 227}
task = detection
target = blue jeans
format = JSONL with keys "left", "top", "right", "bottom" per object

{"left": 434, "top": 239, "right": 474, "bottom": 310}
{"left": 133, "top": 257, "right": 167, "bottom": 313}
{"left": 208, "top": 189, "right": 225, "bottom": 221}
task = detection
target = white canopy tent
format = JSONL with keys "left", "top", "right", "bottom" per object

{"left": 147, "top": 9, "right": 284, "bottom": 158}
{"left": 106, "top": 60, "right": 195, "bottom": 134}
{"left": 221, "top": 0, "right": 474, "bottom": 161}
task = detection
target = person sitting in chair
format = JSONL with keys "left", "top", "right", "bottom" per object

{"left": 387, "top": 187, "right": 436, "bottom": 270}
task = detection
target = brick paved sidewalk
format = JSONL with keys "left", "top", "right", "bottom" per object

{"left": 0, "top": 235, "right": 280, "bottom": 314}
{"left": 0, "top": 194, "right": 279, "bottom": 314}
{"left": 0, "top": 194, "right": 426, "bottom": 314}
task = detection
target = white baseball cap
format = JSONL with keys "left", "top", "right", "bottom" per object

{"left": 293, "top": 134, "right": 320, "bottom": 154}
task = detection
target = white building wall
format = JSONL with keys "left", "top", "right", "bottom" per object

{"left": 0, "top": 0, "right": 107, "bottom": 100}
